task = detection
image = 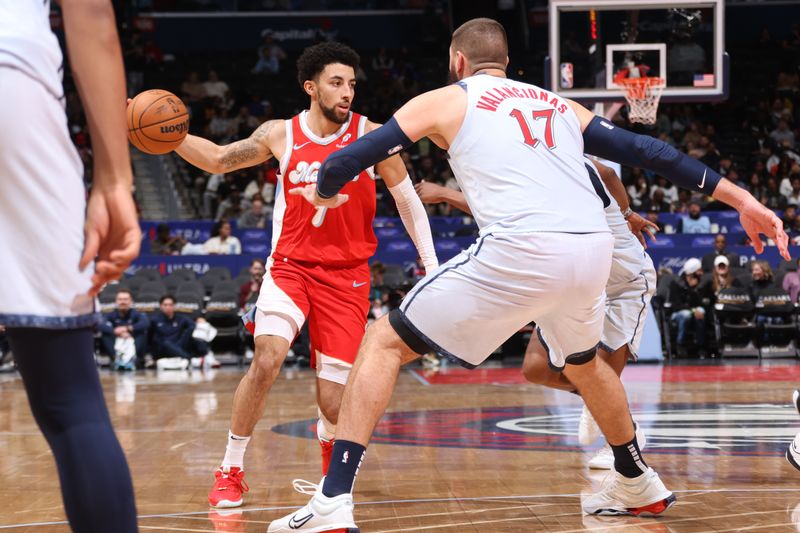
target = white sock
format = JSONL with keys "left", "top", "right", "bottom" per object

{"left": 317, "top": 418, "right": 335, "bottom": 442}
{"left": 221, "top": 430, "right": 250, "bottom": 470}
{"left": 317, "top": 407, "right": 336, "bottom": 442}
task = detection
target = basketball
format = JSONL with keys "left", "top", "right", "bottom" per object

{"left": 127, "top": 89, "right": 189, "bottom": 154}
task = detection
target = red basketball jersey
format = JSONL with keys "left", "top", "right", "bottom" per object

{"left": 271, "top": 111, "right": 377, "bottom": 266}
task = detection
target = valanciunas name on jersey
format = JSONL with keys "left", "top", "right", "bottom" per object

{"left": 476, "top": 86, "right": 568, "bottom": 115}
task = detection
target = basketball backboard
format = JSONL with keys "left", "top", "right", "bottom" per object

{"left": 544, "top": 0, "right": 728, "bottom": 103}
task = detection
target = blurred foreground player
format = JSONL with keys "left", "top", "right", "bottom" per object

{"left": 274, "top": 17, "right": 788, "bottom": 530}
{"left": 173, "top": 42, "right": 437, "bottom": 508}
{"left": 0, "top": 1, "right": 140, "bottom": 531}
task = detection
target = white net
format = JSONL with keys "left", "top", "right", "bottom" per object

{"left": 620, "top": 77, "right": 665, "bottom": 125}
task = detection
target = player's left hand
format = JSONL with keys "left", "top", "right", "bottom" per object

{"left": 627, "top": 212, "right": 659, "bottom": 249}
{"left": 80, "top": 184, "right": 141, "bottom": 296}
{"left": 289, "top": 184, "right": 350, "bottom": 209}
{"left": 739, "top": 198, "right": 790, "bottom": 260}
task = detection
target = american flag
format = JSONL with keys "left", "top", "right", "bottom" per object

{"left": 693, "top": 73, "right": 715, "bottom": 88}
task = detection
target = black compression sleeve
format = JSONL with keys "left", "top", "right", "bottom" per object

{"left": 583, "top": 116, "right": 721, "bottom": 194}
{"left": 316, "top": 117, "right": 413, "bottom": 198}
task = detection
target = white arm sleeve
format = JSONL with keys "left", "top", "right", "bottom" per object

{"left": 388, "top": 176, "right": 438, "bottom": 272}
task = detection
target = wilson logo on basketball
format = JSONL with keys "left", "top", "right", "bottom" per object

{"left": 160, "top": 122, "right": 188, "bottom": 134}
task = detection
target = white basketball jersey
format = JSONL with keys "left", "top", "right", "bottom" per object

{"left": 0, "top": 0, "right": 64, "bottom": 101}
{"left": 584, "top": 157, "right": 649, "bottom": 281}
{"left": 447, "top": 75, "right": 608, "bottom": 235}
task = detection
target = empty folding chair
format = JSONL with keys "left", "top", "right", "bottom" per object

{"left": 138, "top": 280, "right": 167, "bottom": 297}
{"left": 176, "top": 280, "right": 205, "bottom": 298}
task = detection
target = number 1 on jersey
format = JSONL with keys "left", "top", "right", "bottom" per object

{"left": 509, "top": 108, "right": 556, "bottom": 150}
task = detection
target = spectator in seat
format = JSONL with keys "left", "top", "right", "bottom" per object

{"left": 771, "top": 119, "right": 796, "bottom": 149}
{"left": 98, "top": 289, "right": 149, "bottom": 370}
{"left": 650, "top": 176, "right": 678, "bottom": 205}
{"left": 673, "top": 189, "right": 692, "bottom": 214}
{"left": 149, "top": 295, "right": 210, "bottom": 369}
{"left": 150, "top": 223, "right": 187, "bottom": 255}
{"left": 216, "top": 188, "right": 244, "bottom": 221}
{"left": 701, "top": 234, "right": 740, "bottom": 272}
{"left": 252, "top": 29, "right": 286, "bottom": 75}
{"left": 626, "top": 174, "right": 649, "bottom": 209}
{"left": 786, "top": 178, "right": 800, "bottom": 206}
{"left": 669, "top": 258, "right": 707, "bottom": 357}
{"left": 703, "top": 255, "right": 742, "bottom": 304}
{"left": 750, "top": 260, "right": 777, "bottom": 301}
{"left": 783, "top": 258, "right": 800, "bottom": 303}
{"left": 783, "top": 205, "right": 800, "bottom": 233}
{"left": 203, "top": 70, "right": 230, "bottom": 107}
{"left": 641, "top": 188, "right": 671, "bottom": 213}
{"left": 238, "top": 197, "right": 269, "bottom": 229}
{"left": 233, "top": 106, "right": 260, "bottom": 139}
{"left": 678, "top": 201, "right": 711, "bottom": 233}
{"left": 243, "top": 170, "right": 275, "bottom": 206}
{"left": 239, "top": 258, "right": 265, "bottom": 309}
{"left": 203, "top": 220, "right": 241, "bottom": 255}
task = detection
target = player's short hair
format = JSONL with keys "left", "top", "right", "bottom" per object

{"left": 160, "top": 295, "right": 176, "bottom": 305}
{"left": 116, "top": 289, "right": 133, "bottom": 299}
{"left": 296, "top": 41, "right": 360, "bottom": 88}
{"left": 451, "top": 18, "right": 508, "bottom": 71}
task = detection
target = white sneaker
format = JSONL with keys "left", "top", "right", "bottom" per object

{"left": 582, "top": 467, "right": 675, "bottom": 516}
{"left": 268, "top": 477, "right": 358, "bottom": 533}
{"left": 191, "top": 356, "right": 204, "bottom": 369}
{"left": 588, "top": 444, "right": 614, "bottom": 470}
{"left": 204, "top": 351, "right": 222, "bottom": 368}
{"left": 588, "top": 422, "right": 647, "bottom": 470}
{"left": 787, "top": 434, "right": 800, "bottom": 471}
{"left": 156, "top": 357, "right": 189, "bottom": 370}
{"left": 578, "top": 405, "right": 601, "bottom": 445}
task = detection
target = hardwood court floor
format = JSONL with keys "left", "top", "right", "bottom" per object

{"left": 2, "top": 361, "right": 800, "bottom": 532}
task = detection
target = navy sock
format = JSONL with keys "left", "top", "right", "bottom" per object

{"left": 321, "top": 440, "right": 366, "bottom": 497}
{"left": 8, "top": 327, "right": 137, "bottom": 533}
{"left": 611, "top": 430, "right": 648, "bottom": 479}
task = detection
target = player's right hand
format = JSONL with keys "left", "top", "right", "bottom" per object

{"left": 414, "top": 181, "right": 445, "bottom": 204}
{"left": 80, "top": 184, "right": 141, "bottom": 296}
{"left": 289, "top": 184, "right": 350, "bottom": 209}
{"left": 626, "top": 212, "right": 658, "bottom": 249}
{"left": 739, "top": 198, "right": 790, "bottom": 260}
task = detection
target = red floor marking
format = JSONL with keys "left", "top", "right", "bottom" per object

{"left": 415, "top": 363, "right": 800, "bottom": 385}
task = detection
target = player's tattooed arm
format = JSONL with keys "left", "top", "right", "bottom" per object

{"left": 176, "top": 119, "right": 282, "bottom": 174}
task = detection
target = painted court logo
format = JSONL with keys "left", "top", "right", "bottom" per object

{"left": 273, "top": 403, "right": 797, "bottom": 457}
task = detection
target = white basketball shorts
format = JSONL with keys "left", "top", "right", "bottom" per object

{"left": 600, "top": 253, "right": 657, "bottom": 359}
{"left": 0, "top": 67, "right": 95, "bottom": 328}
{"left": 391, "top": 231, "right": 613, "bottom": 370}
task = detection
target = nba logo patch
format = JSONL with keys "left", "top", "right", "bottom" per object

{"left": 342, "top": 451, "right": 349, "bottom": 464}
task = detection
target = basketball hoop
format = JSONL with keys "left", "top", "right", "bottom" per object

{"left": 618, "top": 76, "right": 665, "bottom": 125}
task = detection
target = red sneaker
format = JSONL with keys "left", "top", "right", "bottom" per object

{"left": 320, "top": 438, "right": 334, "bottom": 475}
{"left": 208, "top": 467, "right": 249, "bottom": 508}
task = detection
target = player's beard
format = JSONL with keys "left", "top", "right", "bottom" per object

{"left": 319, "top": 99, "right": 349, "bottom": 124}
{"left": 448, "top": 65, "right": 459, "bottom": 84}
